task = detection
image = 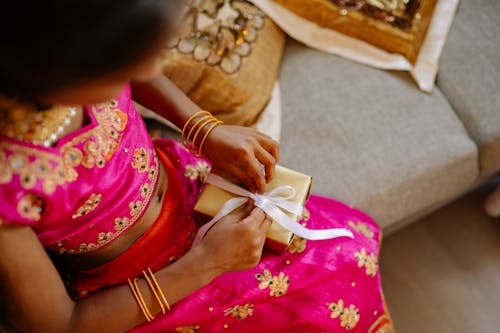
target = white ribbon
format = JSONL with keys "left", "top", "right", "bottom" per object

{"left": 192, "top": 174, "right": 354, "bottom": 247}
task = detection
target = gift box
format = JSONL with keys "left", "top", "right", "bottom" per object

{"left": 194, "top": 166, "right": 312, "bottom": 253}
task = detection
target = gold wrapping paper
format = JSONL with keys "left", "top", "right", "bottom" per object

{"left": 194, "top": 166, "right": 312, "bottom": 253}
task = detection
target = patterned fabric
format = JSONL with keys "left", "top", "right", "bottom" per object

{"left": 272, "top": 0, "right": 438, "bottom": 64}
{"left": 168, "top": 0, "right": 267, "bottom": 75}
{"left": 0, "top": 85, "right": 159, "bottom": 254}
{"left": 0, "top": 85, "right": 393, "bottom": 332}
{"left": 71, "top": 140, "right": 393, "bottom": 332}
{"left": 131, "top": 195, "right": 392, "bottom": 332}
{"left": 161, "top": 0, "right": 285, "bottom": 126}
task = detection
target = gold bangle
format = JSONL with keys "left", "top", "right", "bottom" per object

{"left": 198, "top": 120, "right": 224, "bottom": 155}
{"left": 186, "top": 115, "right": 212, "bottom": 144}
{"left": 190, "top": 118, "right": 217, "bottom": 153}
{"left": 134, "top": 278, "right": 155, "bottom": 321}
{"left": 181, "top": 110, "right": 211, "bottom": 145}
{"left": 128, "top": 278, "right": 154, "bottom": 322}
{"left": 142, "top": 270, "right": 166, "bottom": 315}
{"left": 148, "top": 267, "right": 171, "bottom": 311}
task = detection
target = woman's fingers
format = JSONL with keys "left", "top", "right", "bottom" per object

{"left": 227, "top": 164, "right": 258, "bottom": 193}
{"left": 258, "top": 135, "right": 280, "bottom": 163}
{"left": 241, "top": 207, "right": 265, "bottom": 225}
{"left": 254, "top": 145, "right": 276, "bottom": 183}
{"left": 260, "top": 214, "right": 273, "bottom": 230}
{"left": 238, "top": 154, "right": 266, "bottom": 193}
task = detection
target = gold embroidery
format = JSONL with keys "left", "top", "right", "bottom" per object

{"left": 0, "top": 99, "right": 128, "bottom": 195}
{"left": 355, "top": 248, "right": 378, "bottom": 277}
{"left": 97, "top": 232, "right": 113, "bottom": 244}
{"left": 184, "top": 161, "right": 211, "bottom": 181}
{"left": 168, "top": 0, "right": 266, "bottom": 74}
{"left": 72, "top": 194, "right": 102, "bottom": 219}
{"left": 348, "top": 221, "right": 374, "bottom": 239}
{"left": 17, "top": 194, "right": 45, "bottom": 221}
{"left": 148, "top": 166, "right": 158, "bottom": 181}
{"left": 288, "top": 236, "right": 307, "bottom": 254}
{"left": 255, "top": 269, "right": 290, "bottom": 297}
{"left": 77, "top": 242, "right": 97, "bottom": 253}
{"left": 184, "top": 164, "right": 198, "bottom": 180}
{"left": 175, "top": 325, "right": 200, "bottom": 333}
{"left": 114, "top": 217, "right": 131, "bottom": 232}
{"left": 224, "top": 304, "right": 254, "bottom": 319}
{"left": 60, "top": 100, "right": 128, "bottom": 171}
{"left": 0, "top": 98, "right": 80, "bottom": 147}
{"left": 327, "top": 300, "right": 360, "bottom": 330}
{"left": 131, "top": 147, "right": 150, "bottom": 173}
{"left": 74, "top": 153, "right": 158, "bottom": 253}
{"left": 129, "top": 200, "right": 143, "bottom": 216}
{"left": 140, "top": 183, "right": 151, "bottom": 198}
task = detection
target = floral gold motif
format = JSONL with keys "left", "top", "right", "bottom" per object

{"left": 72, "top": 194, "right": 102, "bottom": 219}
{"left": 255, "top": 269, "right": 290, "bottom": 297}
{"left": 176, "top": 325, "right": 200, "bottom": 333}
{"left": 348, "top": 221, "right": 374, "bottom": 239}
{"left": 355, "top": 248, "right": 379, "bottom": 277}
{"left": 131, "top": 147, "right": 150, "bottom": 173}
{"left": 0, "top": 100, "right": 128, "bottom": 197}
{"left": 327, "top": 299, "right": 360, "bottom": 330}
{"left": 114, "top": 217, "right": 131, "bottom": 232}
{"left": 288, "top": 236, "right": 307, "bottom": 254}
{"left": 184, "top": 161, "right": 211, "bottom": 182}
{"left": 17, "top": 194, "right": 45, "bottom": 221}
{"left": 224, "top": 303, "right": 254, "bottom": 319}
{"left": 129, "top": 200, "right": 143, "bottom": 216}
{"left": 73, "top": 153, "right": 158, "bottom": 253}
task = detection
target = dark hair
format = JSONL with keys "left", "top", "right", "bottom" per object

{"left": 0, "top": 0, "right": 180, "bottom": 99}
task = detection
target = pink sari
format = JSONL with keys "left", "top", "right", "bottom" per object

{"left": 0, "top": 86, "right": 393, "bottom": 332}
{"left": 73, "top": 140, "right": 393, "bottom": 333}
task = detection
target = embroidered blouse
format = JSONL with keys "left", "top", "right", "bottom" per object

{"left": 0, "top": 85, "right": 160, "bottom": 254}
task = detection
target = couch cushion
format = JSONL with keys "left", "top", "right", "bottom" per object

{"left": 437, "top": 0, "right": 500, "bottom": 178}
{"left": 279, "top": 39, "right": 479, "bottom": 229}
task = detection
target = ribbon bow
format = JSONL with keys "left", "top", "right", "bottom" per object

{"left": 192, "top": 174, "right": 354, "bottom": 247}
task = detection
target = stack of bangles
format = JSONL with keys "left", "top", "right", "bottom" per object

{"left": 128, "top": 268, "right": 171, "bottom": 322}
{"left": 181, "top": 110, "right": 224, "bottom": 156}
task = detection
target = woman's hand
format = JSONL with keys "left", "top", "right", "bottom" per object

{"left": 202, "top": 125, "right": 279, "bottom": 193}
{"left": 130, "top": 76, "right": 279, "bottom": 193}
{"left": 198, "top": 203, "right": 272, "bottom": 274}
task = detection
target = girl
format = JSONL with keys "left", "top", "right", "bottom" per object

{"left": 0, "top": 1, "right": 392, "bottom": 332}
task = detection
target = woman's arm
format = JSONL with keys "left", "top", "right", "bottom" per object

{"left": 0, "top": 207, "right": 271, "bottom": 333}
{"left": 130, "top": 75, "right": 279, "bottom": 193}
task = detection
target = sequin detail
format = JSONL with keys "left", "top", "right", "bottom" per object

{"left": 72, "top": 194, "right": 102, "bottom": 219}
{"left": 224, "top": 304, "right": 254, "bottom": 319}
{"left": 349, "top": 221, "right": 374, "bottom": 239}
{"left": 355, "top": 248, "right": 379, "bottom": 277}
{"left": 17, "top": 194, "right": 45, "bottom": 221}
{"left": 255, "top": 269, "right": 290, "bottom": 297}
{"left": 327, "top": 299, "right": 360, "bottom": 330}
{"left": 167, "top": 0, "right": 266, "bottom": 74}
{"left": 0, "top": 100, "right": 128, "bottom": 196}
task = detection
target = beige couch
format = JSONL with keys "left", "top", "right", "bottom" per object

{"left": 278, "top": 0, "right": 500, "bottom": 233}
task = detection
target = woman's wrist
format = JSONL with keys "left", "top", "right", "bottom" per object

{"left": 182, "top": 244, "right": 224, "bottom": 284}
{"left": 181, "top": 110, "right": 223, "bottom": 156}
